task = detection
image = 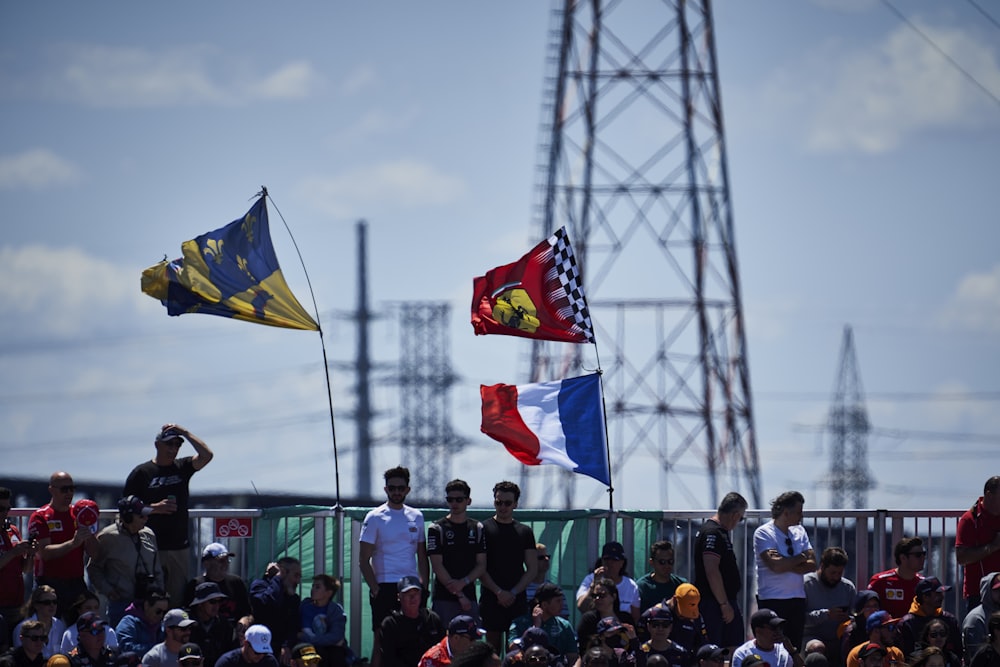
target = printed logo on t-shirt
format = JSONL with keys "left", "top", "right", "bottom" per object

{"left": 885, "top": 588, "right": 904, "bottom": 600}
{"left": 47, "top": 519, "right": 64, "bottom": 532}
{"left": 149, "top": 475, "right": 184, "bottom": 488}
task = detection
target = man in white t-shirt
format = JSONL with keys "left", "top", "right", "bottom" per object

{"left": 754, "top": 491, "right": 816, "bottom": 653}
{"left": 359, "top": 466, "right": 428, "bottom": 667}
{"left": 732, "top": 609, "right": 804, "bottom": 667}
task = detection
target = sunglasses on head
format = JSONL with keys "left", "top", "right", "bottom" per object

{"left": 494, "top": 499, "right": 514, "bottom": 507}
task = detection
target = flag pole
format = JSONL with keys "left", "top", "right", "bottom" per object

{"left": 260, "top": 187, "right": 342, "bottom": 509}
{"left": 592, "top": 343, "right": 614, "bottom": 513}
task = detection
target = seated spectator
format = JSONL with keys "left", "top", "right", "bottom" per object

{"left": 60, "top": 593, "right": 119, "bottom": 654}
{"left": 114, "top": 588, "right": 168, "bottom": 656}
{"left": 420, "top": 615, "right": 487, "bottom": 667}
{"left": 183, "top": 544, "right": 251, "bottom": 626}
{"left": 380, "top": 577, "right": 445, "bottom": 667}
{"left": 803, "top": 547, "right": 855, "bottom": 666}
{"left": 964, "top": 573, "right": 1000, "bottom": 664}
{"left": 141, "top": 609, "right": 195, "bottom": 667}
{"left": 856, "top": 643, "right": 889, "bottom": 667}
{"left": 637, "top": 542, "right": 687, "bottom": 614}
{"left": 12, "top": 587, "right": 65, "bottom": 659}
{"left": 841, "top": 591, "right": 882, "bottom": 662}
{"left": 61, "top": 612, "right": 117, "bottom": 667}
{"left": 845, "top": 612, "right": 903, "bottom": 667}
{"left": 1, "top": 619, "right": 48, "bottom": 667}
{"left": 291, "top": 643, "right": 321, "bottom": 667}
{"left": 501, "top": 627, "right": 556, "bottom": 667}
{"left": 908, "top": 647, "right": 947, "bottom": 667}
{"left": 509, "top": 583, "right": 577, "bottom": 664}
{"left": 587, "top": 617, "right": 637, "bottom": 667}
{"left": 896, "top": 577, "right": 961, "bottom": 658}
{"left": 250, "top": 557, "right": 302, "bottom": 661}
{"left": 802, "top": 641, "right": 829, "bottom": 667}
{"left": 178, "top": 643, "right": 204, "bottom": 667}
{"left": 577, "top": 578, "right": 635, "bottom": 656}
{"left": 187, "top": 582, "right": 237, "bottom": 667}
{"left": 215, "top": 625, "right": 279, "bottom": 667}
{"left": 526, "top": 544, "right": 569, "bottom": 619}
{"left": 661, "top": 585, "right": 707, "bottom": 655}
{"left": 868, "top": 538, "right": 925, "bottom": 621}
{"left": 577, "top": 543, "right": 641, "bottom": 622}
{"left": 731, "top": 610, "right": 799, "bottom": 667}
{"left": 637, "top": 604, "right": 688, "bottom": 667}
{"left": 581, "top": 647, "right": 613, "bottom": 667}
{"left": 696, "top": 645, "right": 730, "bottom": 667}
{"left": 452, "top": 641, "right": 501, "bottom": 667}
{"left": 300, "top": 575, "right": 350, "bottom": 667}
{"left": 970, "top": 612, "right": 1000, "bottom": 667}
{"left": 914, "top": 619, "right": 961, "bottom": 667}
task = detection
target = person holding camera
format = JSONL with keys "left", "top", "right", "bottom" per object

{"left": 123, "top": 424, "right": 214, "bottom": 606}
{"left": 87, "top": 496, "right": 163, "bottom": 626}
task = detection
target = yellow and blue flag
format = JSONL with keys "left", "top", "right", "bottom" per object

{"left": 141, "top": 195, "right": 318, "bottom": 331}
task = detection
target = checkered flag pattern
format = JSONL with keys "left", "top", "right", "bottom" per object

{"left": 550, "top": 227, "right": 595, "bottom": 343}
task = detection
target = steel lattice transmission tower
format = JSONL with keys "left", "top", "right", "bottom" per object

{"left": 825, "top": 326, "right": 874, "bottom": 509}
{"left": 529, "top": 0, "right": 761, "bottom": 508}
{"left": 398, "top": 302, "right": 463, "bottom": 502}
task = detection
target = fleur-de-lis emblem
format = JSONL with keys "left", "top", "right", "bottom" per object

{"left": 242, "top": 213, "right": 256, "bottom": 244}
{"left": 203, "top": 239, "right": 225, "bottom": 265}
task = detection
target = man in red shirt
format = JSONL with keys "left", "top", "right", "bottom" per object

{"left": 28, "top": 473, "right": 99, "bottom": 618}
{"left": 0, "top": 487, "right": 36, "bottom": 628}
{"left": 867, "top": 537, "right": 925, "bottom": 620}
{"left": 418, "top": 615, "right": 485, "bottom": 667}
{"left": 957, "top": 476, "right": 1000, "bottom": 611}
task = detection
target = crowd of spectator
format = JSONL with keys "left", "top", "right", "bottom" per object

{"left": 2, "top": 453, "right": 999, "bottom": 667}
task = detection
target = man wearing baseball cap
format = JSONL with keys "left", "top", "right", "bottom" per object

{"left": 123, "top": 424, "right": 214, "bottom": 606}
{"left": 290, "top": 644, "right": 321, "bottom": 667}
{"left": 639, "top": 603, "right": 688, "bottom": 666}
{"left": 182, "top": 543, "right": 251, "bottom": 623}
{"left": 698, "top": 644, "right": 731, "bottom": 667}
{"left": 419, "top": 614, "right": 486, "bottom": 667}
{"left": 381, "top": 577, "right": 445, "bottom": 667}
{"left": 508, "top": 583, "right": 577, "bottom": 664}
{"left": 59, "top": 612, "right": 117, "bottom": 667}
{"left": 215, "top": 625, "right": 278, "bottom": 667}
{"left": 896, "top": 577, "right": 961, "bottom": 658}
{"left": 188, "top": 582, "right": 237, "bottom": 667}
{"left": 845, "top": 611, "right": 903, "bottom": 667}
{"left": 141, "top": 609, "right": 196, "bottom": 667}
{"left": 732, "top": 609, "right": 802, "bottom": 667}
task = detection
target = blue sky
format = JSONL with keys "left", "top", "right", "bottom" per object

{"left": 1, "top": 1, "right": 998, "bottom": 511}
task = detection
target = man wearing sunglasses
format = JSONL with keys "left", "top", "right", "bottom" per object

{"left": 754, "top": 491, "right": 816, "bottom": 654}
{"left": 896, "top": 577, "right": 962, "bottom": 659}
{"left": 28, "top": 472, "right": 99, "bottom": 619}
{"left": 123, "top": 424, "right": 214, "bottom": 607}
{"left": 359, "top": 466, "right": 428, "bottom": 667}
{"left": 637, "top": 540, "right": 687, "bottom": 614}
{"left": 61, "top": 612, "right": 116, "bottom": 667}
{"left": 2, "top": 619, "right": 47, "bottom": 667}
{"left": 479, "top": 481, "right": 537, "bottom": 653}
{"left": 867, "top": 537, "right": 926, "bottom": 620}
{"left": 427, "top": 479, "right": 486, "bottom": 626}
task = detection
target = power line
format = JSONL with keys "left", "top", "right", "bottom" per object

{"left": 881, "top": 0, "right": 1000, "bottom": 108}
{"left": 757, "top": 390, "right": 1000, "bottom": 403}
{"left": 965, "top": 0, "right": 1000, "bottom": 33}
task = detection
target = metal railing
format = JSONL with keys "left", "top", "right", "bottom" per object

{"left": 9, "top": 506, "right": 968, "bottom": 658}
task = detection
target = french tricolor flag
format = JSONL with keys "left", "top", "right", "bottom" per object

{"left": 480, "top": 373, "right": 610, "bottom": 486}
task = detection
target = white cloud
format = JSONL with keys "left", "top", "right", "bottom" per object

{"left": 0, "top": 245, "right": 148, "bottom": 338}
{"left": 329, "top": 107, "right": 421, "bottom": 146}
{"left": 0, "top": 149, "right": 81, "bottom": 190}
{"left": 804, "top": 22, "right": 1000, "bottom": 154}
{"left": 298, "top": 158, "right": 465, "bottom": 217}
{"left": 939, "top": 264, "right": 1000, "bottom": 332}
{"left": 36, "top": 44, "right": 322, "bottom": 107}
{"left": 341, "top": 64, "right": 377, "bottom": 96}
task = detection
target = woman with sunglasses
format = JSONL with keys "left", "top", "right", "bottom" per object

{"left": 59, "top": 592, "right": 119, "bottom": 654}
{"left": 576, "top": 542, "right": 641, "bottom": 623}
{"left": 578, "top": 578, "right": 636, "bottom": 657}
{"left": 915, "top": 619, "right": 961, "bottom": 667}
{"left": 114, "top": 587, "right": 167, "bottom": 656}
{"left": 12, "top": 586, "right": 66, "bottom": 659}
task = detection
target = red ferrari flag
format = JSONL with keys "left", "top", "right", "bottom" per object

{"left": 471, "top": 227, "right": 595, "bottom": 344}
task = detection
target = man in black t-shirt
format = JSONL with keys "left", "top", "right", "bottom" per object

{"left": 694, "top": 492, "right": 748, "bottom": 652}
{"left": 123, "top": 424, "right": 214, "bottom": 606}
{"left": 479, "top": 480, "right": 537, "bottom": 653}
{"left": 427, "top": 479, "right": 487, "bottom": 626}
